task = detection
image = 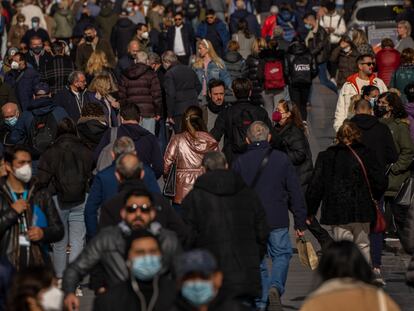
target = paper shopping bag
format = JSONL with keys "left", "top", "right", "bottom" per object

{"left": 296, "top": 237, "right": 319, "bottom": 270}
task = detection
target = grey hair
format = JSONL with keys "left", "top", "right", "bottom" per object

{"left": 148, "top": 52, "right": 161, "bottom": 65}
{"left": 399, "top": 20, "right": 412, "bottom": 36}
{"left": 135, "top": 51, "right": 149, "bottom": 64}
{"left": 247, "top": 121, "right": 270, "bottom": 143}
{"left": 68, "top": 71, "right": 85, "bottom": 85}
{"left": 115, "top": 152, "right": 143, "bottom": 180}
{"left": 112, "top": 136, "right": 135, "bottom": 159}
{"left": 202, "top": 151, "right": 227, "bottom": 171}
{"left": 161, "top": 50, "right": 178, "bottom": 65}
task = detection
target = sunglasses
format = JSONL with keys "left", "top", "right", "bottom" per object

{"left": 125, "top": 204, "right": 153, "bottom": 214}
{"left": 361, "top": 62, "right": 375, "bottom": 67}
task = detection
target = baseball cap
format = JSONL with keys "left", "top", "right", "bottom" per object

{"left": 174, "top": 250, "right": 217, "bottom": 279}
{"left": 34, "top": 82, "right": 50, "bottom": 96}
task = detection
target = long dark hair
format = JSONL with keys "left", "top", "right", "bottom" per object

{"left": 378, "top": 92, "right": 408, "bottom": 119}
{"left": 7, "top": 266, "right": 54, "bottom": 311}
{"left": 56, "top": 117, "right": 78, "bottom": 138}
{"left": 181, "top": 106, "right": 207, "bottom": 136}
{"left": 278, "top": 100, "right": 305, "bottom": 131}
{"left": 317, "top": 241, "right": 373, "bottom": 284}
{"left": 237, "top": 19, "right": 252, "bottom": 39}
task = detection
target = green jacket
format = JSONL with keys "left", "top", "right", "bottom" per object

{"left": 96, "top": 8, "right": 119, "bottom": 43}
{"left": 381, "top": 117, "right": 414, "bottom": 196}
{"left": 53, "top": 10, "right": 75, "bottom": 39}
{"left": 390, "top": 64, "right": 414, "bottom": 96}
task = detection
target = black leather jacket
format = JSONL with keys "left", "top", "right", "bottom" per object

{"left": 0, "top": 179, "right": 64, "bottom": 268}
{"left": 307, "top": 25, "right": 330, "bottom": 64}
{"left": 62, "top": 222, "right": 181, "bottom": 294}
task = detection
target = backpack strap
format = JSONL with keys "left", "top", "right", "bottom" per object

{"left": 251, "top": 148, "right": 273, "bottom": 188}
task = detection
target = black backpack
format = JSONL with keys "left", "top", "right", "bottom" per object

{"left": 55, "top": 144, "right": 89, "bottom": 203}
{"left": 29, "top": 112, "right": 58, "bottom": 155}
{"left": 231, "top": 108, "right": 255, "bottom": 154}
{"left": 290, "top": 54, "right": 313, "bottom": 85}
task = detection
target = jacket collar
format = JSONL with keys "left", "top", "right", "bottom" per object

{"left": 248, "top": 140, "right": 271, "bottom": 150}
{"left": 346, "top": 72, "right": 377, "bottom": 93}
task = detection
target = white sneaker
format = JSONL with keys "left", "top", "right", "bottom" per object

{"left": 373, "top": 268, "right": 386, "bottom": 287}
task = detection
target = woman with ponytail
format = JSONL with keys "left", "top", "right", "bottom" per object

{"left": 163, "top": 106, "right": 218, "bottom": 212}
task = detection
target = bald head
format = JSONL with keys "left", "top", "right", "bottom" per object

{"left": 115, "top": 152, "right": 144, "bottom": 182}
{"left": 2, "top": 103, "right": 19, "bottom": 118}
{"left": 128, "top": 40, "right": 140, "bottom": 59}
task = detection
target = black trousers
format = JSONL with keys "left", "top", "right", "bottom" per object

{"left": 289, "top": 84, "right": 312, "bottom": 121}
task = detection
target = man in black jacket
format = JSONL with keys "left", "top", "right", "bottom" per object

{"left": 162, "top": 51, "right": 202, "bottom": 133}
{"left": 0, "top": 145, "right": 64, "bottom": 270}
{"left": 303, "top": 12, "right": 337, "bottom": 93}
{"left": 99, "top": 152, "right": 188, "bottom": 242}
{"left": 111, "top": 11, "right": 138, "bottom": 60}
{"left": 63, "top": 188, "right": 181, "bottom": 311}
{"left": 210, "top": 78, "right": 272, "bottom": 164}
{"left": 181, "top": 151, "right": 268, "bottom": 304}
{"left": 0, "top": 103, "right": 20, "bottom": 145}
{"left": 24, "top": 36, "right": 53, "bottom": 77}
{"left": 54, "top": 71, "right": 88, "bottom": 122}
{"left": 166, "top": 12, "right": 195, "bottom": 65}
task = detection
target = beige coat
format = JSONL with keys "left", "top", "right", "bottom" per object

{"left": 300, "top": 278, "right": 400, "bottom": 311}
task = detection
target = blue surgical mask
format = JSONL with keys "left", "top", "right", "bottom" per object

{"left": 305, "top": 24, "right": 313, "bottom": 30}
{"left": 131, "top": 255, "right": 162, "bottom": 281}
{"left": 181, "top": 280, "right": 215, "bottom": 306}
{"left": 4, "top": 116, "right": 18, "bottom": 127}
{"left": 369, "top": 98, "right": 377, "bottom": 108}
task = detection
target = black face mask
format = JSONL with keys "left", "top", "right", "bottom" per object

{"left": 374, "top": 105, "right": 388, "bottom": 118}
{"left": 31, "top": 46, "right": 43, "bottom": 54}
{"left": 84, "top": 35, "right": 94, "bottom": 43}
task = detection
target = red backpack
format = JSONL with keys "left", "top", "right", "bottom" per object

{"left": 264, "top": 60, "right": 285, "bottom": 90}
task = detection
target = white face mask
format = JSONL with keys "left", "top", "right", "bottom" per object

{"left": 18, "top": 21, "right": 24, "bottom": 26}
{"left": 14, "top": 164, "right": 32, "bottom": 183}
{"left": 40, "top": 286, "right": 64, "bottom": 311}
{"left": 141, "top": 31, "right": 149, "bottom": 39}
{"left": 343, "top": 46, "right": 351, "bottom": 53}
{"left": 11, "top": 61, "right": 19, "bottom": 70}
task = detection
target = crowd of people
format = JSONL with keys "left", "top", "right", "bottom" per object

{"left": 1, "top": 0, "right": 414, "bottom": 310}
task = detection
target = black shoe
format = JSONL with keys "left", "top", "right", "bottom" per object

{"left": 268, "top": 287, "right": 283, "bottom": 311}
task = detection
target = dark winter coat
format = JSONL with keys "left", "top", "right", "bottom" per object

{"left": 0, "top": 179, "right": 64, "bottom": 269}
{"left": 229, "top": 9, "right": 261, "bottom": 37}
{"left": 95, "top": 6, "right": 119, "bottom": 43}
{"left": 119, "top": 63, "right": 162, "bottom": 118}
{"left": 111, "top": 18, "right": 137, "bottom": 58}
{"left": 75, "top": 38, "right": 116, "bottom": 71}
{"left": 170, "top": 291, "right": 250, "bottom": 311}
{"left": 77, "top": 117, "right": 108, "bottom": 151}
{"left": 181, "top": 169, "right": 268, "bottom": 298}
{"left": 306, "top": 143, "right": 388, "bottom": 225}
{"left": 37, "top": 134, "right": 93, "bottom": 205}
{"left": 330, "top": 46, "right": 359, "bottom": 88}
{"left": 94, "top": 124, "right": 163, "bottom": 178}
{"left": 84, "top": 92, "right": 119, "bottom": 128}
{"left": 277, "top": 9, "right": 298, "bottom": 43}
{"left": 306, "top": 25, "right": 330, "bottom": 64}
{"left": 4, "top": 67, "right": 40, "bottom": 111}
{"left": 53, "top": 87, "right": 87, "bottom": 122}
{"left": 166, "top": 23, "right": 195, "bottom": 57}
{"left": 223, "top": 51, "right": 245, "bottom": 103}
{"left": 196, "top": 20, "right": 230, "bottom": 57}
{"left": 350, "top": 114, "right": 398, "bottom": 173}
{"left": 233, "top": 141, "right": 307, "bottom": 230}
{"left": 380, "top": 117, "right": 414, "bottom": 196}
{"left": 94, "top": 276, "right": 176, "bottom": 311}
{"left": 114, "top": 55, "right": 134, "bottom": 81}
{"left": 163, "top": 63, "right": 202, "bottom": 118}
{"left": 0, "top": 80, "right": 17, "bottom": 107}
{"left": 390, "top": 64, "right": 414, "bottom": 97}
{"left": 210, "top": 98, "right": 272, "bottom": 164}
{"left": 25, "top": 51, "right": 53, "bottom": 77}
{"left": 244, "top": 54, "right": 265, "bottom": 106}
{"left": 284, "top": 41, "right": 318, "bottom": 86}
{"left": 274, "top": 122, "right": 313, "bottom": 191}
{"left": 43, "top": 55, "right": 75, "bottom": 95}
{"left": 99, "top": 179, "right": 188, "bottom": 243}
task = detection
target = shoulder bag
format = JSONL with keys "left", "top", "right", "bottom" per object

{"left": 347, "top": 145, "right": 386, "bottom": 233}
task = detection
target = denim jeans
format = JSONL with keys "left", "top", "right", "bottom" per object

{"left": 140, "top": 117, "right": 156, "bottom": 134}
{"left": 257, "top": 228, "right": 293, "bottom": 309}
{"left": 318, "top": 62, "right": 338, "bottom": 93}
{"left": 52, "top": 197, "right": 86, "bottom": 278}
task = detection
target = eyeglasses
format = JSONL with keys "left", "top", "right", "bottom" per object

{"left": 125, "top": 204, "right": 153, "bottom": 214}
{"left": 361, "top": 62, "right": 375, "bottom": 67}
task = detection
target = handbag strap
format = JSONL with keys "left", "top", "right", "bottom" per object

{"left": 251, "top": 148, "right": 273, "bottom": 188}
{"left": 347, "top": 145, "right": 374, "bottom": 201}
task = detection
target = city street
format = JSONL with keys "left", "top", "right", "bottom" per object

{"left": 79, "top": 80, "right": 414, "bottom": 311}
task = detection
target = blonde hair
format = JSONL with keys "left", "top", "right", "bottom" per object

{"left": 193, "top": 39, "right": 225, "bottom": 69}
{"left": 398, "top": 20, "right": 412, "bottom": 36}
{"left": 89, "top": 74, "right": 112, "bottom": 96}
{"left": 251, "top": 37, "right": 267, "bottom": 57}
{"left": 352, "top": 29, "right": 369, "bottom": 46}
{"left": 349, "top": 94, "right": 362, "bottom": 116}
{"left": 86, "top": 50, "right": 111, "bottom": 76}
